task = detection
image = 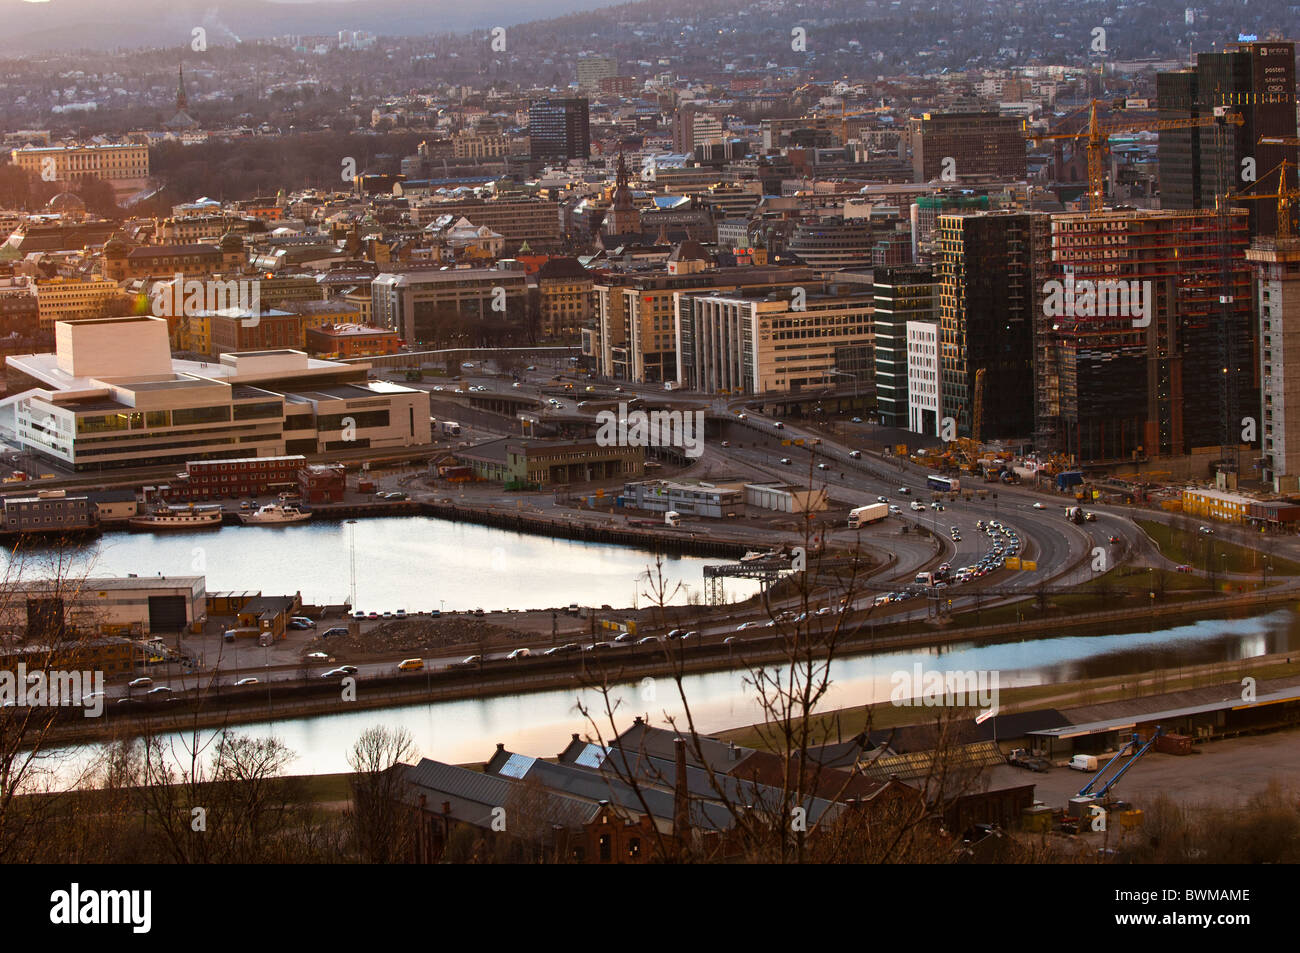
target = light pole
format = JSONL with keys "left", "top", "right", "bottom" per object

{"left": 346, "top": 519, "right": 358, "bottom": 611}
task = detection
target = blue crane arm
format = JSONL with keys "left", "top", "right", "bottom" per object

{"left": 1095, "top": 727, "right": 1163, "bottom": 798}
{"left": 1078, "top": 733, "right": 1137, "bottom": 797}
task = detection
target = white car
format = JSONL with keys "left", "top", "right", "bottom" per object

{"left": 235, "top": 677, "right": 259, "bottom": 686}
{"left": 1032, "top": 502, "right": 1045, "bottom": 509}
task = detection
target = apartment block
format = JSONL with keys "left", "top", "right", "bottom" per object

{"left": 1247, "top": 237, "right": 1300, "bottom": 489}
{"left": 33, "top": 277, "right": 121, "bottom": 329}
{"left": 873, "top": 264, "right": 936, "bottom": 429}
{"left": 371, "top": 268, "right": 529, "bottom": 346}
{"left": 908, "top": 111, "right": 1027, "bottom": 184}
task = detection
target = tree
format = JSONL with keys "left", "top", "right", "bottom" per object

{"left": 346, "top": 725, "right": 417, "bottom": 863}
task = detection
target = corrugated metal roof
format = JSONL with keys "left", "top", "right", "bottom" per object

{"left": 498, "top": 753, "right": 537, "bottom": 779}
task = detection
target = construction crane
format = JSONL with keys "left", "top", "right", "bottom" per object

{"left": 1077, "top": 727, "right": 1164, "bottom": 800}
{"left": 1239, "top": 137, "right": 1300, "bottom": 238}
{"left": 971, "top": 367, "right": 986, "bottom": 444}
{"left": 1025, "top": 100, "right": 1244, "bottom": 213}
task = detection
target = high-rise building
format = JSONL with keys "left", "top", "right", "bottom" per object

{"left": 672, "top": 107, "right": 724, "bottom": 155}
{"left": 1043, "top": 209, "right": 1255, "bottom": 461}
{"left": 787, "top": 217, "right": 879, "bottom": 272}
{"left": 908, "top": 111, "right": 1027, "bottom": 184}
{"left": 936, "top": 211, "right": 1049, "bottom": 440}
{"left": 577, "top": 56, "right": 618, "bottom": 93}
{"left": 1247, "top": 236, "right": 1300, "bottom": 488}
{"left": 528, "top": 98, "right": 590, "bottom": 161}
{"left": 872, "top": 265, "right": 936, "bottom": 430}
{"left": 1157, "top": 40, "right": 1298, "bottom": 238}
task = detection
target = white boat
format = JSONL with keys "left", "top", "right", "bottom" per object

{"left": 239, "top": 502, "right": 310, "bottom": 525}
{"left": 128, "top": 504, "right": 224, "bottom": 530}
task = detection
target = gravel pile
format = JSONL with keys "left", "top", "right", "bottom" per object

{"left": 305, "top": 617, "right": 532, "bottom": 659}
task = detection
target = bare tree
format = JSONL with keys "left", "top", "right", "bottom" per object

{"left": 346, "top": 725, "right": 417, "bottom": 863}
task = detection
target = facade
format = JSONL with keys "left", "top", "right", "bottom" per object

{"left": 458, "top": 437, "right": 643, "bottom": 485}
{"left": 591, "top": 266, "right": 813, "bottom": 383}
{"left": 409, "top": 198, "right": 560, "bottom": 244}
{"left": 1, "top": 490, "right": 94, "bottom": 533}
{"left": 32, "top": 278, "right": 120, "bottom": 329}
{"left": 577, "top": 56, "right": 618, "bottom": 92}
{"left": 304, "top": 323, "right": 400, "bottom": 358}
{"left": 873, "top": 265, "right": 935, "bottom": 429}
{"left": 906, "top": 319, "right": 942, "bottom": 435}
{"left": 297, "top": 463, "right": 345, "bottom": 503}
{"left": 621, "top": 480, "right": 743, "bottom": 518}
{"left": 208, "top": 309, "right": 304, "bottom": 354}
{"left": 1157, "top": 40, "right": 1298, "bottom": 238}
{"left": 1248, "top": 237, "right": 1300, "bottom": 488}
{"left": 0, "top": 575, "right": 205, "bottom": 642}
{"left": 371, "top": 268, "right": 529, "bottom": 346}
{"left": 908, "top": 111, "right": 1027, "bottom": 184}
{"left": 1181, "top": 487, "right": 1255, "bottom": 524}
{"left": 164, "top": 455, "right": 306, "bottom": 502}
{"left": 529, "top": 98, "right": 590, "bottom": 160}
{"left": 936, "top": 211, "right": 1048, "bottom": 440}
{"left": 1044, "top": 209, "right": 1255, "bottom": 461}
{"left": 4, "top": 317, "right": 431, "bottom": 471}
{"left": 103, "top": 237, "right": 244, "bottom": 281}
{"left": 10, "top": 142, "right": 149, "bottom": 201}
{"left": 534, "top": 258, "right": 593, "bottom": 340}
{"left": 677, "top": 282, "right": 874, "bottom": 395}
{"left": 787, "top": 217, "right": 879, "bottom": 272}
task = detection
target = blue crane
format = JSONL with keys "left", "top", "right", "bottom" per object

{"left": 1078, "top": 726, "right": 1164, "bottom": 799}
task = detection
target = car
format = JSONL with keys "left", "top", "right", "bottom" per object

{"left": 877, "top": 496, "right": 888, "bottom": 503}
{"left": 898, "top": 487, "right": 910, "bottom": 495}
{"left": 505, "top": 648, "right": 531, "bottom": 660}
{"left": 849, "top": 450, "right": 862, "bottom": 459}
{"left": 235, "top": 677, "right": 259, "bottom": 686}
{"left": 889, "top": 505, "right": 901, "bottom": 514}
{"left": 736, "top": 621, "right": 763, "bottom": 630}
{"left": 1032, "top": 502, "right": 1045, "bottom": 509}
{"left": 666, "top": 629, "right": 686, "bottom": 640}
{"left": 737, "top": 412, "right": 747, "bottom": 419}
{"left": 511, "top": 381, "right": 521, "bottom": 388}
{"left": 851, "top": 417, "right": 863, "bottom": 423}
{"left": 147, "top": 686, "right": 173, "bottom": 695}
{"left": 473, "top": 608, "right": 485, "bottom": 617}
{"left": 681, "top": 631, "right": 699, "bottom": 640}
{"left": 1176, "top": 564, "right": 1194, "bottom": 573}
{"left": 367, "top": 611, "right": 379, "bottom": 620}
{"left": 721, "top": 440, "right": 730, "bottom": 448}
{"left": 320, "top": 626, "right": 348, "bottom": 638}
{"left": 950, "top": 526, "right": 960, "bottom": 534}
{"left": 382, "top": 610, "right": 393, "bottom": 619}
{"left": 817, "top": 463, "right": 829, "bottom": 470}
{"left": 288, "top": 619, "right": 311, "bottom": 630}
{"left": 305, "top": 652, "right": 329, "bottom": 660}
{"left": 1108, "top": 535, "right": 1121, "bottom": 544}
{"left": 321, "top": 668, "right": 349, "bottom": 678}
{"left": 773, "top": 422, "right": 785, "bottom": 429}
{"left": 635, "top": 636, "right": 659, "bottom": 645}
{"left": 722, "top": 636, "right": 737, "bottom": 645}
{"left": 239, "top": 500, "right": 253, "bottom": 510}
{"left": 780, "top": 457, "right": 792, "bottom": 465}
{"left": 1199, "top": 526, "right": 1213, "bottom": 535}
{"left": 613, "top": 632, "right": 636, "bottom": 642}
{"left": 352, "top": 611, "right": 366, "bottom": 620}
{"left": 128, "top": 677, "right": 153, "bottom": 689}
{"left": 394, "top": 609, "right": 407, "bottom": 619}
{"left": 460, "top": 655, "right": 482, "bottom": 666}
{"left": 114, "top": 698, "right": 135, "bottom": 705}
{"left": 584, "top": 642, "right": 613, "bottom": 652}
{"left": 461, "top": 362, "right": 475, "bottom": 369}
{"left": 432, "top": 385, "right": 444, "bottom": 391}
{"left": 291, "top": 616, "right": 316, "bottom": 628}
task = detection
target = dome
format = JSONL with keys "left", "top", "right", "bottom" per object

{"left": 219, "top": 231, "right": 244, "bottom": 251}
{"left": 45, "top": 191, "right": 86, "bottom": 214}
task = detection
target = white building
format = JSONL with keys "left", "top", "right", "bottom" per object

{"left": 906, "top": 319, "right": 941, "bottom": 435}
{"left": 2, "top": 316, "right": 431, "bottom": 471}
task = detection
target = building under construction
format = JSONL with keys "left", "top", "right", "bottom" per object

{"left": 1041, "top": 209, "right": 1255, "bottom": 463}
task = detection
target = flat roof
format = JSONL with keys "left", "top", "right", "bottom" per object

{"left": 1030, "top": 683, "right": 1300, "bottom": 738}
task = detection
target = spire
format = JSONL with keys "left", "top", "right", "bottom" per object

{"left": 177, "top": 64, "right": 188, "bottom": 112}
{"left": 616, "top": 151, "right": 629, "bottom": 190}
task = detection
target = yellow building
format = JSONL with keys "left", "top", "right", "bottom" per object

{"left": 535, "top": 257, "right": 593, "bottom": 340}
{"left": 33, "top": 277, "right": 121, "bottom": 329}
{"left": 1181, "top": 488, "right": 1254, "bottom": 524}
{"left": 10, "top": 143, "right": 149, "bottom": 202}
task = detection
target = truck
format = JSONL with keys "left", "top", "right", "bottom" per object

{"left": 1065, "top": 506, "right": 1085, "bottom": 524}
{"left": 441, "top": 420, "right": 461, "bottom": 437}
{"left": 847, "top": 502, "right": 889, "bottom": 528}
{"left": 914, "top": 571, "right": 935, "bottom": 586}
{"left": 664, "top": 510, "right": 681, "bottom": 527}
{"left": 663, "top": 381, "right": 678, "bottom": 391}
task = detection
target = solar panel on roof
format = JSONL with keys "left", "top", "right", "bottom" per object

{"left": 498, "top": 753, "right": 536, "bottom": 779}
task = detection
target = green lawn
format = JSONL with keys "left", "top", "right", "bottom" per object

{"left": 1136, "top": 519, "right": 1300, "bottom": 576}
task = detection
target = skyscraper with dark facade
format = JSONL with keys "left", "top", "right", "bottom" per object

{"left": 1157, "top": 40, "right": 1298, "bottom": 238}
{"left": 872, "top": 264, "right": 935, "bottom": 430}
{"left": 529, "top": 98, "right": 590, "bottom": 161}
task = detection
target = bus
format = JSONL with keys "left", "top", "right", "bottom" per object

{"left": 926, "top": 475, "right": 960, "bottom": 493}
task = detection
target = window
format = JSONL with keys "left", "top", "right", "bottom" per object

{"left": 598, "top": 834, "right": 611, "bottom": 862}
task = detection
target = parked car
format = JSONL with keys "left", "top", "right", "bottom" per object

{"left": 235, "top": 677, "right": 259, "bottom": 686}
{"left": 291, "top": 616, "right": 316, "bottom": 628}
{"left": 128, "top": 677, "right": 153, "bottom": 689}
{"left": 635, "top": 636, "right": 659, "bottom": 645}
{"left": 304, "top": 652, "right": 329, "bottom": 660}
{"left": 320, "top": 627, "right": 348, "bottom": 638}
{"left": 147, "top": 686, "right": 173, "bottom": 695}
{"left": 849, "top": 450, "right": 862, "bottom": 459}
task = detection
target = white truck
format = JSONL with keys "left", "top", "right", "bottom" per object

{"left": 664, "top": 511, "right": 681, "bottom": 527}
{"left": 847, "top": 502, "right": 889, "bottom": 529}
{"left": 441, "top": 420, "right": 461, "bottom": 437}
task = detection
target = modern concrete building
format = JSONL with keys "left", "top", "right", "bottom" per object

{"left": 621, "top": 480, "right": 743, "bottom": 518}
{"left": 1248, "top": 236, "right": 1300, "bottom": 490}
{"left": 529, "top": 98, "right": 590, "bottom": 161}
{"left": 371, "top": 267, "right": 528, "bottom": 346}
{"left": 2, "top": 316, "right": 430, "bottom": 471}
{"left": 908, "top": 111, "right": 1027, "bottom": 184}
{"left": 677, "top": 281, "right": 873, "bottom": 395}
{"left": 906, "top": 319, "right": 942, "bottom": 436}
{"left": 873, "top": 265, "right": 935, "bottom": 429}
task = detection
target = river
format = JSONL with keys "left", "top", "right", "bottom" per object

{"left": 1, "top": 516, "right": 761, "bottom": 612}
{"left": 50, "top": 607, "right": 1300, "bottom": 783}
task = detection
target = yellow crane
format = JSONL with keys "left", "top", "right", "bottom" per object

{"left": 1244, "top": 137, "right": 1300, "bottom": 238}
{"left": 972, "top": 367, "right": 985, "bottom": 445}
{"left": 1025, "top": 100, "right": 1244, "bottom": 214}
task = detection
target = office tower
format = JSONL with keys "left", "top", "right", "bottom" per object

{"left": 1247, "top": 235, "right": 1300, "bottom": 488}
{"left": 577, "top": 55, "right": 618, "bottom": 93}
{"left": 936, "top": 211, "right": 1049, "bottom": 440}
{"left": 908, "top": 111, "right": 1028, "bottom": 184}
{"left": 873, "top": 265, "right": 936, "bottom": 430}
{"left": 1157, "top": 40, "right": 1298, "bottom": 238}
{"left": 528, "top": 98, "right": 590, "bottom": 161}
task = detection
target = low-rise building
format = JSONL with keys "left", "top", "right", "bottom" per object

{"left": 0, "top": 575, "right": 206, "bottom": 642}
{"left": 1181, "top": 487, "right": 1256, "bottom": 524}
{"left": 1, "top": 489, "right": 94, "bottom": 533}
{"left": 165, "top": 455, "right": 306, "bottom": 502}
{"left": 621, "top": 479, "right": 743, "bottom": 518}
{"left": 304, "top": 323, "right": 400, "bottom": 359}
{"left": 458, "top": 437, "right": 643, "bottom": 486}
{"left": 298, "top": 463, "right": 345, "bottom": 503}
{"left": 744, "top": 482, "right": 828, "bottom": 513}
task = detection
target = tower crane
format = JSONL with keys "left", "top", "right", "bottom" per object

{"left": 1024, "top": 100, "right": 1244, "bottom": 214}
